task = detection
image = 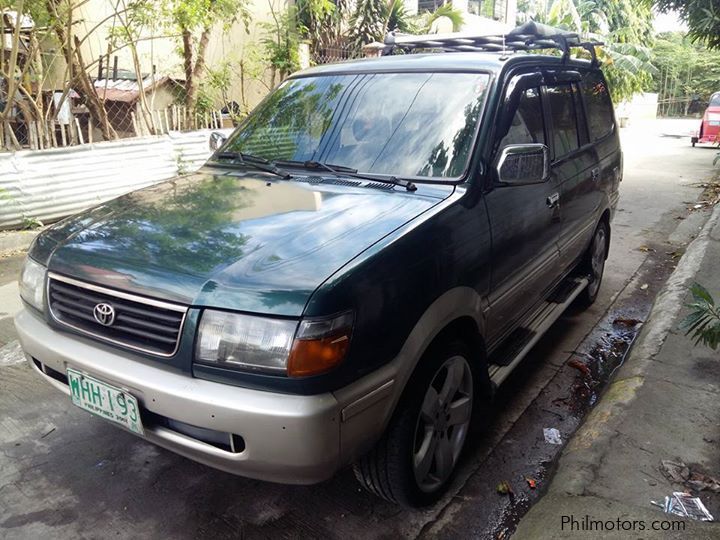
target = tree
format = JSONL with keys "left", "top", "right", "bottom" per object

{"left": 527, "top": 0, "right": 656, "bottom": 103}
{"left": 260, "top": 3, "right": 301, "bottom": 85}
{"left": 296, "top": 0, "right": 344, "bottom": 57}
{"left": 652, "top": 31, "right": 720, "bottom": 116}
{"left": 47, "top": 0, "right": 118, "bottom": 140}
{"left": 348, "top": 0, "right": 464, "bottom": 54}
{"left": 653, "top": 0, "right": 720, "bottom": 49}
{"left": 159, "top": 0, "right": 250, "bottom": 125}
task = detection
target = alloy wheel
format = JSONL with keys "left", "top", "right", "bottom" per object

{"left": 587, "top": 225, "right": 607, "bottom": 298}
{"left": 412, "top": 355, "right": 473, "bottom": 493}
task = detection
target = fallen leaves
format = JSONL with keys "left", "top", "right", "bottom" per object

{"left": 496, "top": 480, "right": 513, "bottom": 495}
{"left": 525, "top": 477, "right": 537, "bottom": 489}
{"left": 660, "top": 460, "right": 720, "bottom": 493}
{"left": 568, "top": 358, "right": 592, "bottom": 377}
{"left": 613, "top": 317, "right": 642, "bottom": 327}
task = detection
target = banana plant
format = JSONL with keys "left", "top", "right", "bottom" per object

{"left": 535, "top": 0, "right": 656, "bottom": 103}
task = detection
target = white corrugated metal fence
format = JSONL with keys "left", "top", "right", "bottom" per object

{"left": 0, "top": 129, "right": 232, "bottom": 230}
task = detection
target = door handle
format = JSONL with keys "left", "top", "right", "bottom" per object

{"left": 546, "top": 193, "right": 560, "bottom": 208}
{"left": 591, "top": 167, "right": 601, "bottom": 182}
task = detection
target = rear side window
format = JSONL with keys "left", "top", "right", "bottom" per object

{"left": 499, "top": 87, "right": 545, "bottom": 148}
{"left": 546, "top": 84, "right": 579, "bottom": 159}
{"left": 581, "top": 72, "right": 614, "bottom": 141}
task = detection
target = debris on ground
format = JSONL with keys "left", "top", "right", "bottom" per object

{"left": 525, "top": 477, "right": 537, "bottom": 489}
{"left": 496, "top": 480, "right": 513, "bottom": 495}
{"left": 568, "top": 358, "right": 592, "bottom": 377}
{"left": 543, "top": 428, "right": 562, "bottom": 445}
{"left": 640, "top": 283, "right": 649, "bottom": 290}
{"left": 613, "top": 317, "right": 642, "bottom": 327}
{"left": 692, "top": 179, "right": 720, "bottom": 209}
{"left": 660, "top": 460, "right": 720, "bottom": 493}
{"left": 638, "top": 245, "right": 655, "bottom": 252}
{"left": 652, "top": 492, "right": 715, "bottom": 521}
{"left": 661, "top": 460, "right": 690, "bottom": 483}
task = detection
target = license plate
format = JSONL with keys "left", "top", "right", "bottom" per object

{"left": 67, "top": 369, "right": 144, "bottom": 435}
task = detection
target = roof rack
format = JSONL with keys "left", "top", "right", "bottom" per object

{"left": 382, "top": 21, "right": 603, "bottom": 66}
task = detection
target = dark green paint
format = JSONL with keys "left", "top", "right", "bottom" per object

{"left": 38, "top": 169, "right": 451, "bottom": 316}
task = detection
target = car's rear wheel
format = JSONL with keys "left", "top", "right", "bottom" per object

{"left": 578, "top": 220, "right": 609, "bottom": 307}
{"left": 354, "top": 339, "right": 479, "bottom": 507}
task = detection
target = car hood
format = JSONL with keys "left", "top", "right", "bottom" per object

{"left": 39, "top": 169, "right": 452, "bottom": 316}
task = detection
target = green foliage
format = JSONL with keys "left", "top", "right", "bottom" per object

{"left": 348, "top": 0, "right": 465, "bottom": 54}
{"left": 602, "top": 40, "right": 656, "bottom": 103}
{"left": 194, "top": 83, "right": 215, "bottom": 115}
{"left": 652, "top": 32, "right": 720, "bottom": 115}
{"left": 417, "top": 4, "right": 465, "bottom": 33}
{"left": 161, "top": 0, "right": 250, "bottom": 33}
{"left": 296, "top": 0, "right": 341, "bottom": 55}
{"left": 680, "top": 283, "right": 720, "bottom": 350}
{"left": 348, "top": 0, "right": 387, "bottom": 53}
{"left": 529, "top": 0, "right": 656, "bottom": 103}
{"left": 21, "top": 215, "right": 43, "bottom": 230}
{"left": 653, "top": 0, "right": 720, "bottom": 50}
{"left": 387, "top": 0, "right": 416, "bottom": 33}
{"left": 261, "top": 6, "right": 301, "bottom": 80}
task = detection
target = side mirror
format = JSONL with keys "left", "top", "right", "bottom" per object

{"left": 496, "top": 144, "right": 550, "bottom": 185}
{"left": 209, "top": 131, "right": 227, "bottom": 151}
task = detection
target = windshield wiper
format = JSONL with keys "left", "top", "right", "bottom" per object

{"left": 275, "top": 160, "right": 417, "bottom": 192}
{"left": 214, "top": 151, "right": 292, "bottom": 179}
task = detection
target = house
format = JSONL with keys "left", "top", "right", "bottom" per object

{"left": 72, "top": 0, "right": 284, "bottom": 114}
{"left": 93, "top": 71, "right": 186, "bottom": 136}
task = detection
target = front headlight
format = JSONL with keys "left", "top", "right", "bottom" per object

{"left": 19, "top": 257, "right": 47, "bottom": 312}
{"left": 195, "top": 310, "right": 353, "bottom": 377}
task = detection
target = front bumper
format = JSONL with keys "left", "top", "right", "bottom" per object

{"left": 15, "top": 308, "right": 345, "bottom": 484}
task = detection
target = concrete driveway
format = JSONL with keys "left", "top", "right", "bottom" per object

{"left": 0, "top": 119, "right": 716, "bottom": 539}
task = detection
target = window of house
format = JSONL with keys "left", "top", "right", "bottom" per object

{"left": 467, "top": 0, "right": 504, "bottom": 18}
{"left": 546, "top": 84, "right": 579, "bottom": 159}
{"left": 418, "top": 0, "right": 443, "bottom": 12}
{"left": 581, "top": 72, "right": 614, "bottom": 141}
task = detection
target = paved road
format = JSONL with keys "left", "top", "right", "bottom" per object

{"left": 0, "top": 119, "right": 716, "bottom": 539}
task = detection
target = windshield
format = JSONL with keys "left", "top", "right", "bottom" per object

{"left": 710, "top": 93, "right": 720, "bottom": 107}
{"left": 220, "top": 72, "right": 490, "bottom": 180}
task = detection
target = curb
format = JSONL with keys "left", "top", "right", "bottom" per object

{"left": 547, "top": 202, "right": 720, "bottom": 496}
{"left": 0, "top": 229, "right": 40, "bottom": 257}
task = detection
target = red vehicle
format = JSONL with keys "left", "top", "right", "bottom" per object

{"left": 692, "top": 92, "right": 720, "bottom": 146}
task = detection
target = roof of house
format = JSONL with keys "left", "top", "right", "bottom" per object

{"left": 93, "top": 74, "right": 183, "bottom": 103}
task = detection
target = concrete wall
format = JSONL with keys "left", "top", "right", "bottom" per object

{"left": 44, "top": 0, "right": 285, "bottom": 112}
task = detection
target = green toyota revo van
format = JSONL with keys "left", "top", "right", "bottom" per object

{"left": 16, "top": 23, "right": 621, "bottom": 507}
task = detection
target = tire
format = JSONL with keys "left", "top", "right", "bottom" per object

{"left": 353, "top": 339, "right": 487, "bottom": 507}
{"left": 577, "top": 220, "right": 609, "bottom": 308}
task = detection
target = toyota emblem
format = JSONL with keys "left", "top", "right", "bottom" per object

{"left": 93, "top": 303, "right": 116, "bottom": 326}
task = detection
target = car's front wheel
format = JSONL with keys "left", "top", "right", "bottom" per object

{"left": 354, "top": 339, "right": 477, "bottom": 507}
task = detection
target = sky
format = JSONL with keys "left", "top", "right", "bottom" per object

{"left": 654, "top": 10, "right": 688, "bottom": 33}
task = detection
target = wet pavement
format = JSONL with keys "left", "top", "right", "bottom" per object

{"left": 0, "top": 119, "right": 717, "bottom": 539}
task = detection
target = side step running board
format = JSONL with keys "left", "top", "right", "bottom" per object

{"left": 489, "top": 277, "right": 588, "bottom": 387}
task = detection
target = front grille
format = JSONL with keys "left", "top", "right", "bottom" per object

{"left": 48, "top": 274, "right": 187, "bottom": 356}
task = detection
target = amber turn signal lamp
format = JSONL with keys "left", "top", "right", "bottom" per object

{"left": 287, "top": 312, "right": 353, "bottom": 378}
